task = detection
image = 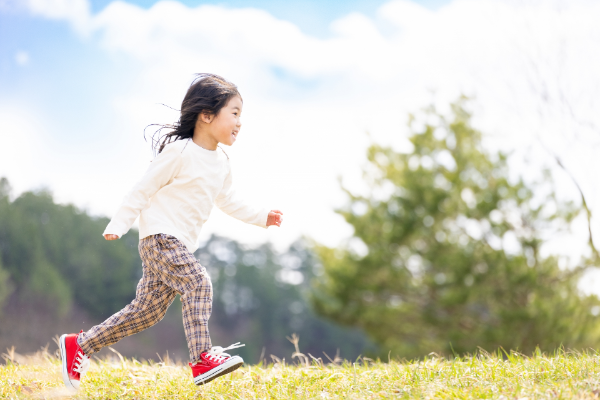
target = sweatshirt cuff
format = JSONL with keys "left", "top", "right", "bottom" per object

{"left": 103, "top": 221, "right": 126, "bottom": 238}
{"left": 258, "top": 209, "right": 270, "bottom": 229}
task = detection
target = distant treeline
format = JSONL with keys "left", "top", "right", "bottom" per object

{"left": 0, "top": 177, "right": 373, "bottom": 362}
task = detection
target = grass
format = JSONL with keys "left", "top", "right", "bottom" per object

{"left": 2, "top": 340, "right": 600, "bottom": 399}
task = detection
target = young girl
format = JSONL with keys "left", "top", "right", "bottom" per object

{"left": 59, "top": 74, "right": 283, "bottom": 389}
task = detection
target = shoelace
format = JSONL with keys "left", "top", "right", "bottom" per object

{"left": 205, "top": 342, "right": 245, "bottom": 363}
{"left": 73, "top": 350, "right": 90, "bottom": 376}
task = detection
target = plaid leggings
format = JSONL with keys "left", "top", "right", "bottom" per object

{"left": 77, "top": 234, "right": 212, "bottom": 362}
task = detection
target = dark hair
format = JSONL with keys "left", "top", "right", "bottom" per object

{"left": 147, "top": 73, "right": 242, "bottom": 153}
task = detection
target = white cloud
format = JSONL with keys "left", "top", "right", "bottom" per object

{"left": 14, "top": 50, "right": 29, "bottom": 66}
{"left": 0, "top": 105, "right": 48, "bottom": 195}
{"left": 26, "top": 0, "right": 91, "bottom": 34}
{"left": 17, "top": 0, "right": 600, "bottom": 257}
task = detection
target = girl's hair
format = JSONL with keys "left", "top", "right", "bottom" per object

{"left": 148, "top": 73, "right": 242, "bottom": 153}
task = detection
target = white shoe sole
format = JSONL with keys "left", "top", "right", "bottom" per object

{"left": 59, "top": 334, "right": 78, "bottom": 390}
{"left": 194, "top": 356, "right": 244, "bottom": 385}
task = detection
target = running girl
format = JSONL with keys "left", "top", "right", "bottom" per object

{"left": 58, "top": 74, "right": 283, "bottom": 389}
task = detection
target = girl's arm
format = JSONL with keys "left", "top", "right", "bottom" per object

{"left": 215, "top": 164, "right": 273, "bottom": 228}
{"left": 103, "top": 143, "right": 183, "bottom": 239}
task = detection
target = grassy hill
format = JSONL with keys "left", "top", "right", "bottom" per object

{"left": 2, "top": 343, "right": 600, "bottom": 399}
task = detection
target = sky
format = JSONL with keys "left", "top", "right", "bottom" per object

{"left": 1, "top": 0, "right": 600, "bottom": 290}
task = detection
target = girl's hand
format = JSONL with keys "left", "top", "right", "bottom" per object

{"left": 104, "top": 234, "right": 119, "bottom": 241}
{"left": 267, "top": 210, "right": 283, "bottom": 227}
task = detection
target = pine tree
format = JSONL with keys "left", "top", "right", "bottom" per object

{"left": 312, "top": 100, "right": 600, "bottom": 358}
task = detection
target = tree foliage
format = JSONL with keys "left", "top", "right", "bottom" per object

{"left": 194, "top": 236, "right": 373, "bottom": 362}
{"left": 0, "top": 177, "right": 141, "bottom": 317}
{"left": 312, "top": 100, "right": 600, "bottom": 359}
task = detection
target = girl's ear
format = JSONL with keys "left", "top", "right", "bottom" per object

{"left": 199, "top": 111, "right": 214, "bottom": 124}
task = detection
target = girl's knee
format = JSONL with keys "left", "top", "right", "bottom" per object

{"left": 181, "top": 274, "right": 212, "bottom": 300}
{"left": 193, "top": 272, "right": 212, "bottom": 291}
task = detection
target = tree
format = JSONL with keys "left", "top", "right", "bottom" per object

{"left": 0, "top": 181, "right": 142, "bottom": 317}
{"left": 0, "top": 178, "right": 13, "bottom": 312}
{"left": 194, "top": 235, "right": 374, "bottom": 362}
{"left": 311, "top": 99, "right": 600, "bottom": 359}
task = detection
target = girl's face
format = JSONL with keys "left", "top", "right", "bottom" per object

{"left": 210, "top": 95, "right": 243, "bottom": 146}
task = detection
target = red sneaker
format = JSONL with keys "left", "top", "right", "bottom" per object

{"left": 190, "top": 343, "right": 245, "bottom": 385}
{"left": 59, "top": 331, "right": 90, "bottom": 390}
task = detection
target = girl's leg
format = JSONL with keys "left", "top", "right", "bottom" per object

{"left": 138, "top": 234, "right": 213, "bottom": 363}
{"left": 180, "top": 274, "right": 213, "bottom": 362}
{"left": 77, "top": 263, "right": 177, "bottom": 356}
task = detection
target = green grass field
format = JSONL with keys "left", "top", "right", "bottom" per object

{"left": 2, "top": 343, "right": 600, "bottom": 399}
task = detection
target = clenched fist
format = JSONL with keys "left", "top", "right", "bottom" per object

{"left": 267, "top": 210, "right": 283, "bottom": 227}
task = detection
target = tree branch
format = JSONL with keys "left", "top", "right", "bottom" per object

{"left": 551, "top": 153, "right": 599, "bottom": 263}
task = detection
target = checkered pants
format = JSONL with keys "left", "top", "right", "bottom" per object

{"left": 77, "top": 234, "right": 212, "bottom": 362}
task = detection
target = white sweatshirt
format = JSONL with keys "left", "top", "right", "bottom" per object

{"left": 103, "top": 139, "right": 269, "bottom": 252}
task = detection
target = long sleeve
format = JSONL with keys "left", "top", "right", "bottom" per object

{"left": 215, "top": 163, "right": 269, "bottom": 228}
{"left": 103, "top": 144, "right": 183, "bottom": 237}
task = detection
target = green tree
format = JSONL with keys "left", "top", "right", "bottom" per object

{"left": 0, "top": 180, "right": 141, "bottom": 317}
{"left": 0, "top": 179, "right": 13, "bottom": 311}
{"left": 195, "top": 235, "right": 374, "bottom": 362}
{"left": 312, "top": 100, "right": 600, "bottom": 359}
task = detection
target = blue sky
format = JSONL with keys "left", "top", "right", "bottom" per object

{"left": 84, "top": 0, "right": 450, "bottom": 36}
